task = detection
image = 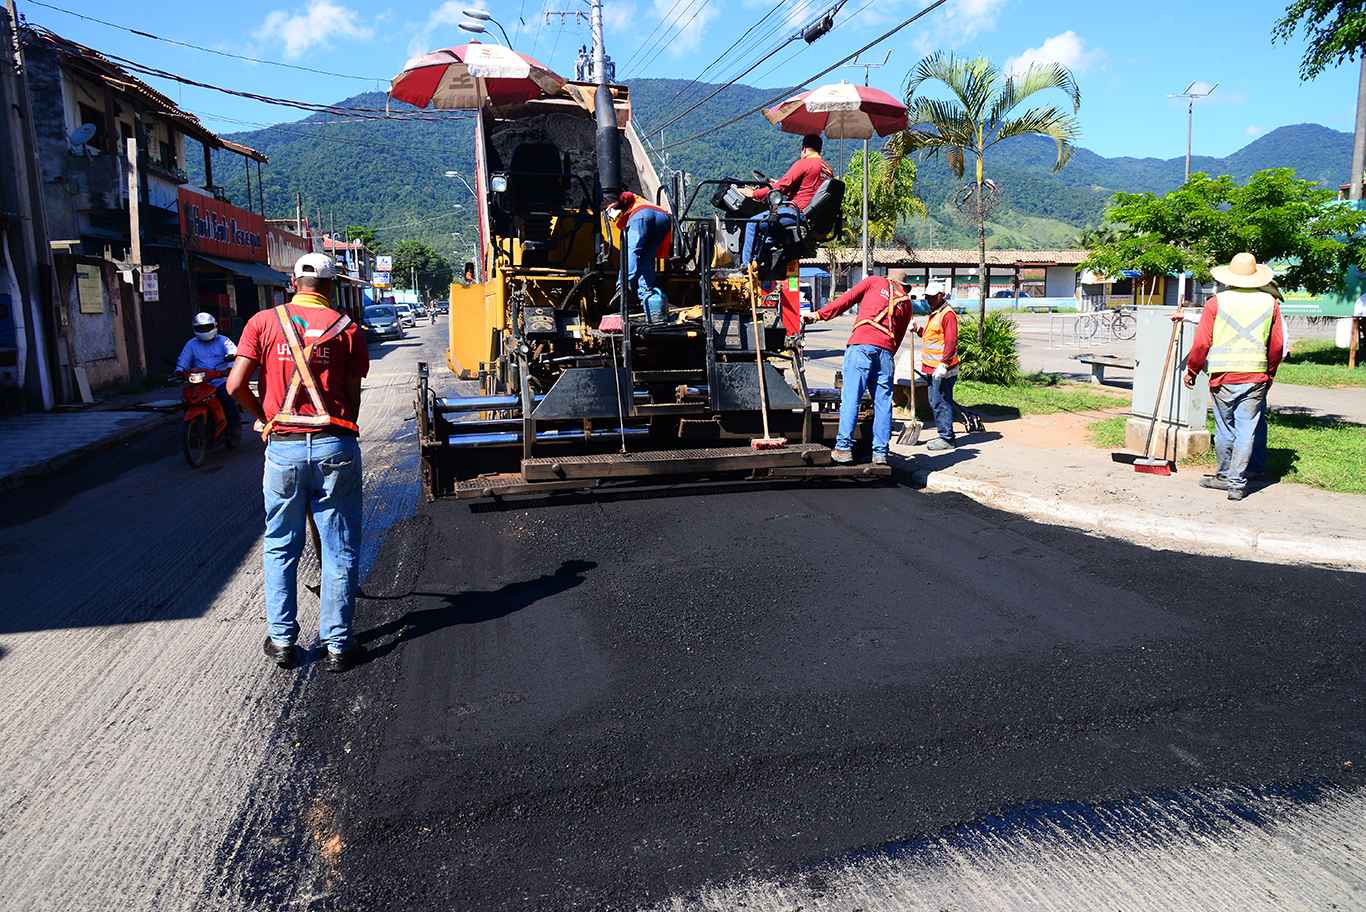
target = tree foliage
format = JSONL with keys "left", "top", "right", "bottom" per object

{"left": 885, "top": 53, "right": 1081, "bottom": 337}
{"left": 1082, "top": 168, "right": 1366, "bottom": 294}
{"left": 840, "top": 150, "right": 927, "bottom": 244}
{"left": 346, "top": 225, "right": 380, "bottom": 253}
{"left": 391, "top": 239, "right": 453, "bottom": 295}
{"left": 1274, "top": 0, "right": 1366, "bottom": 80}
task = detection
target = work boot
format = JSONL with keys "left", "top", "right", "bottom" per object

{"left": 871, "top": 453, "right": 888, "bottom": 465}
{"left": 1199, "top": 475, "right": 1232, "bottom": 491}
{"left": 926, "top": 437, "right": 954, "bottom": 452}
{"left": 1226, "top": 487, "right": 1248, "bottom": 502}
{"left": 262, "top": 637, "right": 297, "bottom": 669}
{"left": 324, "top": 642, "right": 367, "bottom": 674}
{"left": 830, "top": 449, "right": 853, "bottom": 464}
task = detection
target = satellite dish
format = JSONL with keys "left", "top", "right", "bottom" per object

{"left": 68, "top": 123, "right": 97, "bottom": 154}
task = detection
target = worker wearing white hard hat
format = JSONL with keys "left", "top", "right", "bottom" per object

{"left": 226, "top": 250, "right": 371, "bottom": 673}
{"left": 915, "top": 281, "right": 960, "bottom": 452}
{"left": 175, "top": 310, "right": 240, "bottom": 436}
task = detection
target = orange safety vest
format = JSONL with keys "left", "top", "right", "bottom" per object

{"left": 920, "top": 305, "right": 960, "bottom": 370}
{"left": 613, "top": 196, "right": 673, "bottom": 259}
{"left": 851, "top": 280, "right": 911, "bottom": 343}
{"left": 261, "top": 304, "right": 360, "bottom": 436}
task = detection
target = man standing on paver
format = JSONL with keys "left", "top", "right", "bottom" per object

{"left": 804, "top": 267, "right": 915, "bottom": 465}
{"left": 916, "top": 282, "right": 960, "bottom": 451}
{"left": 226, "top": 253, "right": 370, "bottom": 672}
{"left": 1184, "top": 252, "right": 1284, "bottom": 501}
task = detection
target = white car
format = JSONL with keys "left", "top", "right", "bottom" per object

{"left": 394, "top": 304, "right": 416, "bottom": 327}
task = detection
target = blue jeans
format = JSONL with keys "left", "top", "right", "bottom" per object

{"left": 925, "top": 371, "right": 958, "bottom": 441}
{"left": 625, "top": 208, "right": 671, "bottom": 322}
{"left": 1248, "top": 401, "right": 1268, "bottom": 475}
{"left": 1211, "top": 381, "right": 1268, "bottom": 490}
{"left": 740, "top": 212, "right": 768, "bottom": 267}
{"left": 837, "top": 344, "right": 894, "bottom": 455}
{"left": 262, "top": 433, "right": 363, "bottom": 651}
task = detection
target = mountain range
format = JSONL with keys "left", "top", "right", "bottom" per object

{"left": 196, "top": 78, "right": 1355, "bottom": 255}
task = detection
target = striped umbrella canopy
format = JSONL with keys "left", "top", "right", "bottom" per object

{"left": 390, "top": 43, "right": 565, "bottom": 110}
{"left": 764, "top": 82, "right": 908, "bottom": 139}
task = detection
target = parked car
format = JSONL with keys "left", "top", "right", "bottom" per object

{"left": 430, "top": 299, "right": 449, "bottom": 314}
{"left": 411, "top": 302, "right": 428, "bottom": 318}
{"left": 362, "top": 304, "right": 404, "bottom": 340}
{"left": 394, "top": 303, "right": 416, "bottom": 327}
{"left": 992, "top": 289, "right": 1031, "bottom": 298}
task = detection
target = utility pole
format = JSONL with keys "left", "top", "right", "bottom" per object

{"left": 1170, "top": 81, "right": 1215, "bottom": 183}
{"left": 845, "top": 50, "right": 891, "bottom": 279}
{"left": 125, "top": 134, "right": 147, "bottom": 383}
{"left": 1350, "top": 58, "right": 1366, "bottom": 203}
{"left": 295, "top": 191, "right": 303, "bottom": 236}
{"left": 589, "top": 0, "right": 605, "bottom": 87}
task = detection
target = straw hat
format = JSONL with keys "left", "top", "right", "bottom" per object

{"left": 1211, "top": 252, "right": 1274, "bottom": 288}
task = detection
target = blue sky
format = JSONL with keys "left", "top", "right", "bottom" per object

{"left": 19, "top": 0, "right": 1361, "bottom": 160}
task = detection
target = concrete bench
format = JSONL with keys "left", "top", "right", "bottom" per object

{"left": 1075, "top": 353, "right": 1136, "bottom": 384}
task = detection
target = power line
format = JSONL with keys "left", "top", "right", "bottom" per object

{"left": 619, "top": 0, "right": 693, "bottom": 75}
{"left": 22, "top": 0, "right": 385, "bottom": 81}
{"left": 656, "top": 0, "right": 950, "bottom": 152}
{"left": 651, "top": 0, "right": 795, "bottom": 115}
{"left": 624, "top": 0, "right": 709, "bottom": 79}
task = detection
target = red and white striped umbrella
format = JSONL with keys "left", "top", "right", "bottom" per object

{"left": 764, "top": 83, "right": 908, "bottom": 139}
{"left": 390, "top": 43, "right": 565, "bottom": 110}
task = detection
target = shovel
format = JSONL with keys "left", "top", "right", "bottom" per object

{"left": 897, "top": 322, "right": 923, "bottom": 446}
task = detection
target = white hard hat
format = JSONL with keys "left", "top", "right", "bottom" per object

{"left": 193, "top": 311, "right": 217, "bottom": 342}
{"left": 294, "top": 252, "right": 337, "bottom": 280}
{"left": 924, "top": 281, "right": 949, "bottom": 298}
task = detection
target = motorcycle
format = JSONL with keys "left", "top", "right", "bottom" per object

{"left": 176, "top": 365, "right": 239, "bottom": 467}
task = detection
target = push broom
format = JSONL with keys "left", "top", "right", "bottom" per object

{"left": 1134, "top": 304, "right": 1185, "bottom": 475}
{"left": 749, "top": 287, "right": 786, "bottom": 450}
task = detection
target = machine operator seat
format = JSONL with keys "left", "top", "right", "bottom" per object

{"left": 506, "top": 142, "right": 568, "bottom": 255}
{"left": 799, "top": 176, "right": 845, "bottom": 249}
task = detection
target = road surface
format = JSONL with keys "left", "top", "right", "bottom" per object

{"left": 2, "top": 316, "right": 1363, "bottom": 911}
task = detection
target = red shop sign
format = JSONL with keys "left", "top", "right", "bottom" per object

{"left": 178, "top": 188, "right": 267, "bottom": 262}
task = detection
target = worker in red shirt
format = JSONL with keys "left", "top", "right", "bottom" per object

{"left": 1182, "top": 252, "right": 1284, "bottom": 501}
{"left": 738, "top": 133, "right": 833, "bottom": 266}
{"left": 803, "top": 268, "right": 915, "bottom": 464}
{"left": 226, "top": 253, "right": 371, "bottom": 672}
{"left": 916, "top": 282, "right": 960, "bottom": 451}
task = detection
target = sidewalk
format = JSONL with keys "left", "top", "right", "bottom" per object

{"left": 0, "top": 390, "right": 180, "bottom": 490}
{"left": 889, "top": 409, "right": 1366, "bottom": 571}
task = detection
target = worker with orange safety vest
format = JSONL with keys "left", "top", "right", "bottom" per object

{"left": 803, "top": 267, "right": 916, "bottom": 465}
{"left": 605, "top": 190, "right": 673, "bottom": 323}
{"left": 915, "top": 282, "right": 960, "bottom": 452}
{"left": 227, "top": 253, "right": 371, "bottom": 673}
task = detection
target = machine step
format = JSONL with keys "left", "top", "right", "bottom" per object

{"left": 521, "top": 443, "right": 831, "bottom": 481}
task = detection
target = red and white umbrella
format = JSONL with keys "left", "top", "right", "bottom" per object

{"left": 390, "top": 43, "right": 565, "bottom": 110}
{"left": 764, "top": 83, "right": 908, "bottom": 139}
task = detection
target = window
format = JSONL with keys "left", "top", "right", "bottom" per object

{"left": 160, "top": 140, "right": 177, "bottom": 170}
{"left": 76, "top": 103, "right": 107, "bottom": 152}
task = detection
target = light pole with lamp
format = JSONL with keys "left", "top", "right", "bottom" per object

{"left": 460, "top": 9, "right": 515, "bottom": 47}
{"left": 1170, "top": 80, "right": 1216, "bottom": 183}
{"left": 844, "top": 49, "right": 892, "bottom": 280}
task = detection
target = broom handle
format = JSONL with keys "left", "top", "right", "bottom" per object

{"left": 751, "top": 292, "right": 773, "bottom": 440}
{"left": 1143, "top": 304, "right": 1185, "bottom": 461}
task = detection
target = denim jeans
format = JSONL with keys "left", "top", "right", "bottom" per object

{"left": 262, "top": 433, "right": 363, "bottom": 652}
{"left": 837, "top": 344, "right": 894, "bottom": 455}
{"left": 1248, "top": 400, "right": 1268, "bottom": 475}
{"left": 625, "top": 208, "right": 671, "bottom": 321}
{"left": 925, "top": 371, "right": 958, "bottom": 441}
{"left": 740, "top": 212, "right": 768, "bottom": 267}
{"left": 1211, "top": 381, "right": 1268, "bottom": 490}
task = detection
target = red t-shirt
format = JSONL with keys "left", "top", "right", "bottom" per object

{"left": 237, "top": 294, "right": 370, "bottom": 434}
{"left": 753, "top": 155, "right": 833, "bottom": 210}
{"left": 818, "top": 276, "right": 915, "bottom": 352}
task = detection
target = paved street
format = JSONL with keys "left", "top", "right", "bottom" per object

{"left": 3, "top": 318, "right": 1365, "bottom": 912}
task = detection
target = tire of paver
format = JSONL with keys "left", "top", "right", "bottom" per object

{"left": 183, "top": 415, "right": 208, "bottom": 467}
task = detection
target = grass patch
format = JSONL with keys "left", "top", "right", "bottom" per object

{"left": 957, "top": 373, "right": 1127, "bottom": 416}
{"left": 1088, "top": 412, "right": 1366, "bottom": 494}
{"left": 1276, "top": 339, "right": 1366, "bottom": 388}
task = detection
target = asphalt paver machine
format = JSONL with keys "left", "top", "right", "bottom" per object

{"left": 416, "top": 81, "right": 890, "bottom": 499}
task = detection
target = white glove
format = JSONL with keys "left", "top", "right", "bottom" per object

{"left": 933, "top": 364, "right": 948, "bottom": 380}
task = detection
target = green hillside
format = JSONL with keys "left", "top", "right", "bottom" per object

{"left": 194, "top": 77, "right": 1354, "bottom": 257}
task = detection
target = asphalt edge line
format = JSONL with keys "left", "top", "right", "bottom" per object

{"left": 0, "top": 412, "right": 177, "bottom": 493}
{"left": 898, "top": 464, "right": 1366, "bottom": 571}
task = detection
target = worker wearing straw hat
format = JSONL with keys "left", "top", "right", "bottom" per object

{"left": 1183, "top": 253, "right": 1285, "bottom": 501}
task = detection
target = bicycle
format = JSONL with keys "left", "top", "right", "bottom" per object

{"left": 1074, "top": 306, "right": 1136, "bottom": 342}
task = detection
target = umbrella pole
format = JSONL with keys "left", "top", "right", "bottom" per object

{"left": 862, "top": 135, "right": 870, "bottom": 278}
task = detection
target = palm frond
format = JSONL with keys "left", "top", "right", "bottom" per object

{"left": 988, "top": 62, "right": 1081, "bottom": 126}
{"left": 992, "top": 107, "right": 1082, "bottom": 170}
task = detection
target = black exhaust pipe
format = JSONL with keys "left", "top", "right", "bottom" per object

{"left": 595, "top": 82, "right": 621, "bottom": 202}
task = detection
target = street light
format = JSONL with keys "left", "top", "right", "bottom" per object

{"left": 1170, "top": 81, "right": 1216, "bottom": 183}
{"left": 460, "top": 9, "right": 514, "bottom": 47}
{"left": 443, "top": 170, "right": 477, "bottom": 198}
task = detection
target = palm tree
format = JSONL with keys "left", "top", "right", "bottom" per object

{"left": 885, "top": 53, "right": 1081, "bottom": 340}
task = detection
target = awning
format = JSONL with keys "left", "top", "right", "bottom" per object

{"left": 800, "top": 266, "right": 831, "bottom": 279}
{"left": 194, "top": 254, "right": 291, "bottom": 287}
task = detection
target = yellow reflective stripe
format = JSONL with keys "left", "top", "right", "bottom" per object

{"left": 1208, "top": 290, "right": 1273, "bottom": 372}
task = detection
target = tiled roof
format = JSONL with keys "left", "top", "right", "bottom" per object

{"left": 804, "top": 247, "right": 1089, "bottom": 267}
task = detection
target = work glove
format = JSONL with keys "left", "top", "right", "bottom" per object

{"left": 933, "top": 364, "right": 948, "bottom": 380}
{"left": 801, "top": 312, "right": 819, "bottom": 326}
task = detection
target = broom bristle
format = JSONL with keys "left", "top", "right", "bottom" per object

{"left": 751, "top": 437, "right": 787, "bottom": 450}
{"left": 1133, "top": 460, "right": 1173, "bottom": 476}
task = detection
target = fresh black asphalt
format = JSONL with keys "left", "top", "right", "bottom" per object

{"left": 234, "top": 481, "right": 1366, "bottom": 910}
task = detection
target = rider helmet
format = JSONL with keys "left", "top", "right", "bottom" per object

{"left": 193, "top": 312, "right": 217, "bottom": 342}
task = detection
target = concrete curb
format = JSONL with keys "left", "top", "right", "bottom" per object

{"left": 899, "top": 465, "right": 1366, "bottom": 571}
{"left": 0, "top": 411, "right": 177, "bottom": 492}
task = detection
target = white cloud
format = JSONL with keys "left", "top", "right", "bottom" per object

{"left": 1006, "top": 31, "right": 1102, "bottom": 75}
{"left": 408, "top": 1, "right": 466, "bottom": 59}
{"left": 254, "top": 0, "right": 372, "bottom": 60}
{"left": 909, "top": 0, "right": 1008, "bottom": 56}
{"left": 1246, "top": 125, "right": 1266, "bottom": 137}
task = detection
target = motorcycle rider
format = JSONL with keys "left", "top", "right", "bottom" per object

{"left": 175, "top": 312, "right": 239, "bottom": 439}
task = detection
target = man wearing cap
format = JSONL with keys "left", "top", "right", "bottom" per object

{"left": 1183, "top": 252, "right": 1285, "bottom": 501}
{"left": 226, "top": 253, "right": 371, "bottom": 672}
{"left": 915, "top": 282, "right": 960, "bottom": 451}
{"left": 605, "top": 190, "right": 673, "bottom": 323}
{"left": 803, "top": 268, "right": 916, "bottom": 464}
